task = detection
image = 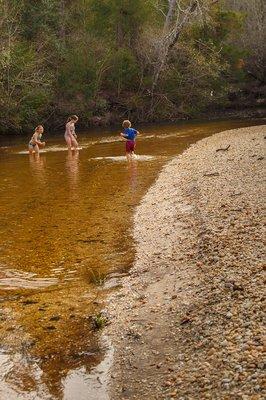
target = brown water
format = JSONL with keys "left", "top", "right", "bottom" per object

{"left": 0, "top": 119, "right": 262, "bottom": 399}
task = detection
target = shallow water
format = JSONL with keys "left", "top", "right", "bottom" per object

{"left": 0, "top": 119, "right": 262, "bottom": 399}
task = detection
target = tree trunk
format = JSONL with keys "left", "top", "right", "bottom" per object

{"left": 163, "top": 0, "right": 177, "bottom": 32}
{"left": 151, "top": 1, "right": 198, "bottom": 96}
{"left": 150, "top": 1, "right": 220, "bottom": 99}
{"left": 59, "top": 0, "right": 66, "bottom": 43}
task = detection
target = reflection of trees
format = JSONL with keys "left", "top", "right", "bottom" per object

{"left": 36, "top": 320, "right": 102, "bottom": 400}
{"left": 2, "top": 311, "right": 103, "bottom": 400}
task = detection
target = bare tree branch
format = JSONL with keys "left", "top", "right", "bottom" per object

{"left": 150, "top": 0, "right": 220, "bottom": 100}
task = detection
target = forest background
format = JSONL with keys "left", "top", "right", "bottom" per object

{"left": 0, "top": 0, "right": 265, "bottom": 133}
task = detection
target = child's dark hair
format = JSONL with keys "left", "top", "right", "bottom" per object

{"left": 67, "top": 115, "right": 78, "bottom": 123}
{"left": 122, "top": 120, "right": 131, "bottom": 128}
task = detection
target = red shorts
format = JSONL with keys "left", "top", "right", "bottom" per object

{"left": 126, "top": 140, "right": 136, "bottom": 153}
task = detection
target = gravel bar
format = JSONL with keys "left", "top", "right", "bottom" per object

{"left": 106, "top": 125, "right": 266, "bottom": 400}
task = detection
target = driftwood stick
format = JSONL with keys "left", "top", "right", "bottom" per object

{"left": 216, "top": 144, "right": 230, "bottom": 152}
{"left": 203, "top": 172, "right": 220, "bottom": 177}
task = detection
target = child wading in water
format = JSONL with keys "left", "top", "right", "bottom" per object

{"left": 28, "top": 125, "right": 45, "bottom": 154}
{"left": 120, "top": 120, "right": 139, "bottom": 161}
{"left": 65, "top": 115, "right": 79, "bottom": 151}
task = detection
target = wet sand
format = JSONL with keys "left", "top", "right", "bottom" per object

{"left": 106, "top": 125, "right": 265, "bottom": 399}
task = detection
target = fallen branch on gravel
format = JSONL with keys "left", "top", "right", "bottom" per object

{"left": 203, "top": 172, "right": 220, "bottom": 177}
{"left": 216, "top": 144, "right": 230, "bottom": 152}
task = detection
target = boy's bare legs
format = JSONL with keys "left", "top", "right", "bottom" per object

{"left": 126, "top": 152, "right": 132, "bottom": 162}
{"left": 127, "top": 151, "right": 136, "bottom": 161}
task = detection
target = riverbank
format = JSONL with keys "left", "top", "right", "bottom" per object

{"left": 1, "top": 107, "right": 265, "bottom": 135}
{"left": 105, "top": 125, "right": 265, "bottom": 399}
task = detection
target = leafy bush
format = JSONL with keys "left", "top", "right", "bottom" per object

{"left": 0, "top": 0, "right": 262, "bottom": 132}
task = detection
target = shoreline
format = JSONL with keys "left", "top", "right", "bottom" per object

{"left": 105, "top": 125, "right": 265, "bottom": 399}
{"left": 0, "top": 110, "right": 265, "bottom": 136}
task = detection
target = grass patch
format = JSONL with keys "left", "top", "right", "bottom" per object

{"left": 92, "top": 312, "right": 108, "bottom": 330}
{"left": 87, "top": 268, "right": 106, "bottom": 286}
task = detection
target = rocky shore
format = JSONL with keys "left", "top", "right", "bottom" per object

{"left": 105, "top": 125, "right": 265, "bottom": 400}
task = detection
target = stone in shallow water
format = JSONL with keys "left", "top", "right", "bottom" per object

{"left": 50, "top": 315, "right": 60, "bottom": 321}
{"left": 44, "top": 325, "right": 56, "bottom": 330}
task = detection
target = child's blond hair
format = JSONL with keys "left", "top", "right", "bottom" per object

{"left": 35, "top": 125, "right": 44, "bottom": 133}
{"left": 122, "top": 120, "right": 131, "bottom": 128}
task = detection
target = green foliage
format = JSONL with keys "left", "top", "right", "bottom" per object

{"left": 0, "top": 0, "right": 261, "bottom": 133}
{"left": 156, "top": 7, "right": 248, "bottom": 117}
{"left": 163, "top": 45, "right": 227, "bottom": 114}
{"left": 106, "top": 48, "right": 140, "bottom": 94}
{"left": 0, "top": 39, "right": 53, "bottom": 131}
{"left": 89, "top": 0, "right": 150, "bottom": 45}
{"left": 21, "top": 0, "right": 60, "bottom": 40}
{"left": 59, "top": 47, "right": 97, "bottom": 100}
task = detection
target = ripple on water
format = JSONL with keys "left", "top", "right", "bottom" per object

{"left": 16, "top": 146, "right": 84, "bottom": 154}
{"left": 0, "top": 267, "right": 58, "bottom": 290}
{"left": 0, "top": 350, "right": 52, "bottom": 400}
{"left": 95, "top": 137, "right": 121, "bottom": 145}
{"left": 90, "top": 155, "right": 157, "bottom": 162}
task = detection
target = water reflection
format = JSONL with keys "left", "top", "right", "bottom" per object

{"left": 127, "top": 160, "right": 138, "bottom": 198}
{"left": 62, "top": 336, "right": 113, "bottom": 400}
{"left": 66, "top": 150, "right": 79, "bottom": 198}
{"left": 29, "top": 153, "right": 46, "bottom": 185}
{"left": 0, "top": 297, "right": 103, "bottom": 400}
{"left": 0, "top": 342, "right": 103, "bottom": 400}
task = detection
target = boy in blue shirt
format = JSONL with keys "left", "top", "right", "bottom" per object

{"left": 120, "top": 120, "right": 139, "bottom": 161}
